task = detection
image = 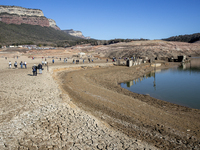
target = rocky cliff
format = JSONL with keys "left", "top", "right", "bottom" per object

{"left": 48, "top": 19, "right": 60, "bottom": 30}
{"left": 0, "top": 5, "right": 44, "bottom": 16}
{"left": 62, "top": 29, "right": 90, "bottom": 39}
{"left": 0, "top": 5, "right": 60, "bottom": 30}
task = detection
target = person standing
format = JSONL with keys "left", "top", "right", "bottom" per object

{"left": 46, "top": 62, "right": 49, "bottom": 71}
{"left": 32, "top": 64, "right": 37, "bottom": 76}
{"left": 9, "top": 61, "right": 12, "bottom": 68}
{"left": 24, "top": 61, "right": 27, "bottom": 69}
{"left": 83, "top": 59, "right": 84, "bottom": 64}
{"left": 38, "top": 63, "right": 42, "bottom": 74}
{"left": 14, "top": 61, "right": 17, "bottom": 69}
{"left": 52, "top": 59, "right": 54, "bottom": 64}
{"left": 20, "top": 61, "right": 23, "bottom": 69}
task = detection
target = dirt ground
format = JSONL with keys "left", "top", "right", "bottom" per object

{"left": 56, "top": 62, "right": 200, "bottom": 149}
{"left": 0, "top": 43, "right": 200, "bottom": 149}
{"left": 0, "top": 56, "right": 158, "bottom": 149}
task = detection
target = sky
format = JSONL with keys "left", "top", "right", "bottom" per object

{"left": 1, "top": 0, "right": 200, "bottom": 40}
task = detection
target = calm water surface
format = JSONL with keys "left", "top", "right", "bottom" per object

{"left": 120, "top": 58, "right": 200, "bottom": 109}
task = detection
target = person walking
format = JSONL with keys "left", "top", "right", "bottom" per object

{"left": 32, "top": 64, "right": 37, "bottom": 76}
{"left": 20, "top": 61, "right": 23, "bottom": 69}
{"left": 83, "top": 59, "right": 84, "bottom": 64}
{"left": 14, "top": 61, "right": 17, "bottom": 69}
{"left": 46, "top": 62, "right": 49, "bottom": 71}
{"left": 52, "top": 59, "right": 54, "bottom": 64}
{"left": 38, "top": 63, "right": 43, "bottom": 74}
{"left": 24, "top": 61, "right": 27, "bottom": 69}
{"left": 9, "top": 61, "right": 12, "bottom": 68}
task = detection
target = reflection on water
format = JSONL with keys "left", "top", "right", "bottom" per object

{"left": 121, "top": 57, "right": 200, "bottom": 109}
{"left": 180, "top": 58, "right": 200, "bottom": 72}
{"left": 126, "top": 71, "right": 156, "bottom": 87}
{"left": 125, "top": 69, "right": 163, "bottom": 89}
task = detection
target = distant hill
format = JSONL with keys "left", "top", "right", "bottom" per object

{"left": 0, "top": 21, "right": 150, "bottom": 47}
{"left": 163, "top": 33, "right": 200, "bottom": 43}
{"left": 0, "top": 22, "right": 82, "bottom": 46}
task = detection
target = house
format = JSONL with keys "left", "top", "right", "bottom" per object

{"left": 78, "top": 52, "right": 85, "bottom": 57}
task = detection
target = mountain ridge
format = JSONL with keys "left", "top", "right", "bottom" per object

{"left": 0, "top": 5, "right": 60, "bottom": 30}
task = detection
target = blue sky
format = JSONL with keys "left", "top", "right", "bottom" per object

{"left": 1, "top": 0, "right": 200, "bottom": 40}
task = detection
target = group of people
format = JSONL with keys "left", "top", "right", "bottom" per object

{"left": 8, "top": 59, "right": 48, "bottom": 76}
{"left": 9, "top": 61, "right": 27, "bottom": 69}
{"left": 64, "top": 58, "right": 67, "bottom": 63}
{"left": 32, "top": 58, "right": 49, "bottom": 76}
{"left": 32, "top": 63, "right": 46, "bottom": 76}
{"left": 88, "top": 58, "right": 94, "bottom": 63}
{"left": 51, "top": 57, "right": 96, "bottom": 64}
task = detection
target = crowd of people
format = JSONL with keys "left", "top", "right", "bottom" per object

{"left": 8, "top": 61, "right": 27, "bottom": 69}
{"left": 7, "top": 56, "right": 104, "bottom": 76}
{"left": 7, "top": 57, "right": 49, "bottom": 76}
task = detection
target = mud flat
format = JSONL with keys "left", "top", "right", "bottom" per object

{"left": 57, "top": 63, "right": 200, "bottom": 149}
{"left": 0, "top": 57, "right": 157, "bottom": 149}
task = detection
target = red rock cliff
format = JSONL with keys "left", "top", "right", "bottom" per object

{"left": 0, "top": 13, "right": 49, "bottom": 27}
{"left": 0, "top": 5, "right": 60, "bottom": 29}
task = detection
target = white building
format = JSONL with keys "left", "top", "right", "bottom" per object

{"left": 78, "top": 52, "right": 86, "bottom": 57}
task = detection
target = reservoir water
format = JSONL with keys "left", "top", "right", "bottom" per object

{"left": 120, "top": 58, "right": 200, "bottom": 109}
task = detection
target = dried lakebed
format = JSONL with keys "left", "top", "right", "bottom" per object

{"left": 0, "top": 63, "right": 156, "bottom": 149}
{"left": 56, "top": 63, "right": 200, "bottom": 149}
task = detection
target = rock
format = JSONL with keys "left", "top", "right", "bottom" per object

{"left": 62, "top": 29, "right": 90, "bottom": 39}
{"left": 0, "top": 5, "right": 60, "bottom": 30}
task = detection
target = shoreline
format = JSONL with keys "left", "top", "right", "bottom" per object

{"left": 55, "top": 62, "right": 200, "bottom": 149}
{"left": 0, "top": 54, "right": 199, "bottom": 149}
{"left": 0, "top": 58, "right": 157, "bottom": 149}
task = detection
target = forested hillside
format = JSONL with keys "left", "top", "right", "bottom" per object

{"left": 0, "top": 22, "right": 82, "bottom": 46}
{"left": 163, "top": 33, "right": 200, "bottom": 43}
{"left": 0, "top": 22, "right": 149, "bottom": 47}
